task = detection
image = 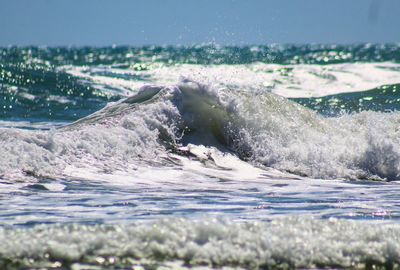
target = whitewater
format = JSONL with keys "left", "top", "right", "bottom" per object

{"left": 1, "top": 45, "right": 400, "bottom": 269}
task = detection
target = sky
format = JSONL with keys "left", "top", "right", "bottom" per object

{"left": 0, "top": 0, "right": 399, "bottom": 46}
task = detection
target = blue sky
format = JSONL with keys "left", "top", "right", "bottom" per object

{"left": 0, "top": 0, "right": 399, "bottom": 46}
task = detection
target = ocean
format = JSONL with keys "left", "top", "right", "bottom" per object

{"left": 1, "top": 44, "right": 400, "bottom": 269}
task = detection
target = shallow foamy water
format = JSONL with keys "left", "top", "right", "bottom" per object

{"left": 1, "top": 162, "right": 400, "bottom": 227}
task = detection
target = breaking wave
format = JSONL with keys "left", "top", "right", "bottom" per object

{"left": 1, "top": 79, "right": 400, "bottom": 181}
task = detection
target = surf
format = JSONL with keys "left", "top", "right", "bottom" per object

{"left": 1, "top": 78, "right": 399, "bottom": 182}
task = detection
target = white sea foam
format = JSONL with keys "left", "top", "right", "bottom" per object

{"left": 230, "top": 92, "right": 400, "bottom": 180}
{"left": 1, "top": 217, "right": 400, "bottom": 269}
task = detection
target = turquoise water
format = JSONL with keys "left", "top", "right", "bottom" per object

{"left": 1, "top": 44, "right": 400, "bottom": 269}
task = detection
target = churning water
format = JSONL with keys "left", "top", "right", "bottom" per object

{"left": 1, "top": 44, "right": 400, "bottom": 269}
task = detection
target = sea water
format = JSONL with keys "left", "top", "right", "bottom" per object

{"left": 1, "top": 44, "right": 400, "bottom": 269}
